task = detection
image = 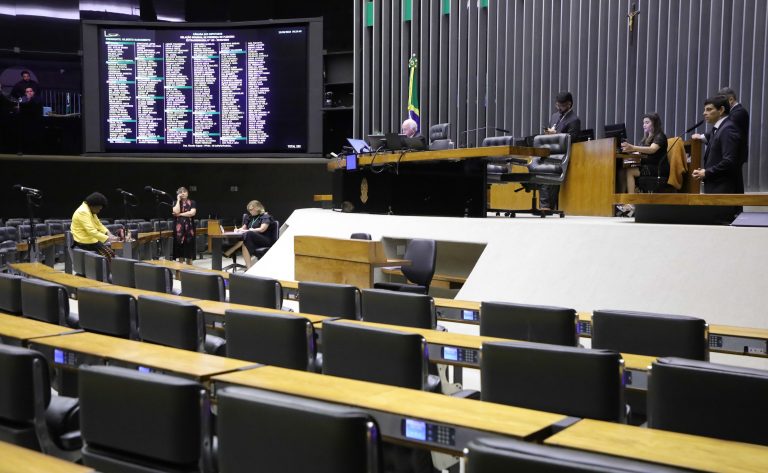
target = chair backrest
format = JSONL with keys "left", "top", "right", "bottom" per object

{"left": 137, "top": 222, "right": 153, "bottom": 233}
{"left": 429, "top": 123, "right": 450, "bottom": 141}
{"left": 225, "top": 309, "right": 315, "bottom": 370}
{"left": 110, "top": 257, "right": 138, "bottom": 288}
{"left": 217, "top": 386, "right": 381, "bottom": 473}
{"left": 180, "top": 270, "right": 225, "bottom": 302}
{"left": 77, "top": 288, "right": 138, "bottom": 339}
{"left": 401, "top": 238, "right": 436, "bottom": 289}
{"left": 648, "top": 357, "right": 768, "bottom": 446}
{"left": 137, "top": 296, "right": 204, "bottom": 352}
{"left": 228, "top": 274, "right": 282, "bottom": 309}
{"left": 134, "top": 263, "right": 173, "bottom": 293}
{"left": 47, "top": 222, "right": 64, "bottom": 236}
{"left": 83, "top": 252, "right": 108, "bottom": 283}
{"left": 350, "top": 233, "right": 372, "bottom": 240}
{"left": 361, "top": 289, "right": 435, "bottom": 329}
{"left": 0, "top": 272, "right": 23, "bottom": 314}
{"left": 481, "top": 136, "right": 513, "bottom": 147}
{"left": 71, "top": 248, "right": 87, "bottom": 277}
{"left": 481, "top": 341, "right": 625, "bottom": 422}
{"left": 20, "top": 279, "right": 69, "bottom": 326}
{"left": 466, "top": 437, "right": 685, "bottom": 473}
{"left": 532, "top": 133, "right": 572, "bottom": 178}
{"left": 78, "top": 365, "right": 210, "bottom": 473}
{"left": 480, "top": 301, "right": 578, "bottom": 346}
{"left": 0, "top": 344, "right": 51, "bottom": 424}
{"left": 322, "top": 320, "right": 427, "bottom": 390}
{"left": 18, "top": 224, "right": 31, "bottom": 240}
{"left": 592, "top": 310, "right": 708, "bottom": 360}
{"left": 2, "top": 226, "right": 18, "bottom": 243}
{"left": 298, "top": 281, "right": 360, "bottom": 319}
{"left": 33, "top": 224, "right": 49, "bottom": 237}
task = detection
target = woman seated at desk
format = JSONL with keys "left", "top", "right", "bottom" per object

{"left": 618, "top": 112, "right": 668, "bottom": 195}
{"left": 235, "top": 200, "right": 275, "bottom": 269}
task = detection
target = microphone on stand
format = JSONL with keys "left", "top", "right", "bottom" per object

{"left": 144, "top": 186, "right": 169, "bottom": 196}
{"left": 116, "top": 188, "right": 135, "bottom": 197}
{"left": 12, "top": 184, "right": 41, "bottom": 195}
{"left": 685, "top": 119, "right": 705, "bottom": 134}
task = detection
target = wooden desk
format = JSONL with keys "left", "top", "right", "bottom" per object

{"left": 0, "top": 439, "right": 94, "bottom": 473}
{"left": 0, "top": 312, "right": 79, "bottom": 344}
{"left": 112, "top": 231, "right": 162, "bottom": 259}
{"left": 15, "top": 268, "right": 111, "bottom": 296}
{"left": 193, "top": 299, "right": 330, "bottom": 325}
{"left": 383, "top": 268, "right": 467, "bottom": 290}
{"left": 209, "top": 232, "right": 243, "bottom": 271}
{"left": 545, "top": 418, "right": 768, "bottom": 473}
{"left": 616, "top": 193, "right": 768, "bottom": 206}
{"left": 28, "top": 332, "right": 255, "bottom": 381}
{"left": 213, "top": 366, "right": 567, "bottom": 454}
{"left": 91, "top": 284, "right": 200, "bottom": 302}
{"left": 144, "top": 259, "right": 230, "bottom": 280}
{"left": 15, "top": 234, "right": 64, "bottom": 267}
{"left": 294, "top": 235, "right": 408, "bottom": 289}
{"left": 10, "top": 262, "right": 58, "bottom": 275}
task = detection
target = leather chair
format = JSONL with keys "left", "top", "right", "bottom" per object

{"left": 361, "top": 288, "right": 435, "bottom": 329}
{"left": 111, "top": 257, "right": 138, "bottom": 288}
{"left": 252, "top": 219, "right": 280, "bottom": 260}
{"left": 228, "top": 273, "right": 282, "bottom": 309}
{"left": 217, "top": 386, "right": 381, "bottom": 473}
{"left": 466, "top": 437, "right": 685, "bottom": 472}
{"left": 0, "top": 227, "right": 19, "bottom": 270}
{"left": 225, "top": 309, "right": 316, "bottom": 371}
{"left": 222, "top": 213, "right": 248, "bottom": 272}
{"left": 83, "top": 251, "right": 109, "bottom": 283}
{"left": 481, "top": 341, "right": 625, "bottom": 422}
{"left": 492, "top": 133, "right": 572, "bottom": 217}
{"left": 482, "top": 135, "right": 515, "bottom": 172}
{"left": 0, "top": 272, "right": 23, "bottom": 314}
{"left": 480, "top": 301, "right": 578, "bottom": 346}
{"left": 180, "top": 270, "right": 225, "bottom": 302}
{"left": 71, "top": 247, "right": 88, "bottom": 277}
{"left": 350, "top": 232, "right": 372, "bottom": 240}
{"left": 134, "top": 262, "right": 174, "bottom": 294}
{"left": 591, "top": 310, "right": 708, "bottom": 360}
{"left": 137, "top": 295, "right": 226, "bottom": 356}
{"left": 298, "top": 281, "right": 360, "bottom": 319}
{"left": 428, "top": 123, "right": 454, "bottom": 150}
{"left": 77, "top": 288, "right": 138, "bottom": 339}
{"left": 78, "top": 365, "right": 213, "bottom": 473}
{"left": 648, "top": 357, "right": 768, "bottom": 446}
{"left": 21, "top": 278, "right": 76, "bottom": 328}
{"left": 373, "top": 238, "right": 436, "bottom": 294}
{"left": 0, "top": 344, "right": 81, "bottom": 460}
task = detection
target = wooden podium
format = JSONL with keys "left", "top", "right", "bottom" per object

{"left": 294, "top": 235, "right": 406, "bottom": 288}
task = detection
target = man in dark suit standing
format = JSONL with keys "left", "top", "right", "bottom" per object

{"left": 537, "top": 91, "right": 580, "bottom": 210}
{"left": 692, "top": 95, "right": 744, "bottom": 194}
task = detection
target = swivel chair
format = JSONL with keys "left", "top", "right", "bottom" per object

{"left": 428, "top": 123, "right": 454, "bottom": 150}
{"left": 373, "top": 238, "right": 436, "bottom": 294}
{"left": 350, "top": 232, "right": 372, "bottom": 240}
{"left": 228, "top": 273, "right": 283, "bottom": 309}
{"left": 480, "top": 301, "right": 578, "bottom": 346}
{"left": 299, "top": 281, "right": 360, "bottom": 319}
{"left": 180, "top": 269, "right": 226, "bottom": 302}
{"left": 110, "top": 257, "right": 138, "bottom": 287}
{"left": 77, "top": 287, "right": 138, "bottom": 339}
{"left": 361, "top": 289, "right": 435, "bottom": 329}
{"left": 83, "top": 251, "right": 109, "bottom": 283}
{"left": 0, "top": 272, "right": 23, "bottom": 314}
{"left": 137, "top": 295, "right": 226, "bottom": 355}
{"left": 133, "top": 262, "right": 175, "bottom": 294}
{"left": 20, "top": 278, "right": 76, "bottom": 328}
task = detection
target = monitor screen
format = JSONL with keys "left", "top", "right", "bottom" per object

{"left": 82, "top": 19, "right": 322, "bottom": 156}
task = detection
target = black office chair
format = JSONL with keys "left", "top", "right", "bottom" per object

{"left": 222, "top": 213, "right": 249, "bottom": 272}
{"left": 481, "top": 341, "right": 625, "bottom": 422}
{"left": 111, "top": 256, "right": 138, "bottom": 287}
{"left": 76, "top": 287, "right": 138, "bottom": 339}
{"left": 20, "top": 278, "right": 76, "bottom": 328}
{"left": 591, "top": 310, "right": 708, "bottom": 360}
{"left": 225, "top": 309, "right": 317, "bottom": 371}
{"left": 350, "top": 232, "right": 372, "bottom": 240}
{"left": 228, "top": 273, "right": 283, "bottom": 309}
{"left": 494, "top": 133, "right": 572, "bottom": 217}
{"left": 252, "top": 219, "right": 280, "bottom": 260}
{"left": 482, "top": 135, "right": 515, "bottom": 179}
{"left": 180, "top": 269, "right": 226, "bottom": 302}
{"left": 137, "top": 295, "right": 226, "bottom": 355}
{"left": 71, "top": 247, "right": 88, "bottom": 277}
{"left": 428, "top": 123, "right": 454, "bottom": 150}
{"left": 78, "top": 365, "right": 214, "bottom": 473}
{"left": 0, "top": 344, "right": 81, "bottom": 460}
{"left": 466, "top": 437, "right": 686, "bottom": 472}
{"left": 83, "top": 251, "right": 109, "bottom": 283}
{"left": 0, "top": 272, "right": 23, "bottom": 314}
{"left": 0, "top": 227, "right": 19, "bottom": 270}
{"left": 648, "top": 357, "right": 768, "bottom": 446}
{"left": 374, "top": 238, "right": 436, "bottom": 294}
{"left": 299, "top": 281, "right": 360, "bottom": 319}
{"left": 217, "top": 386, "right": 381, "bottom": 473}
{"left": 361, "top": 288, "right": 435, "bottom": 329}
{"left": 480, "top": 301, "right": 578, "bottom": 346}
{"left": 134, "top": 262, "right": 175, "bottom": 294}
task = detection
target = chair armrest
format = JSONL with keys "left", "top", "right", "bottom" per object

{"left": 450, "top": 389, "right": 481, "bottom": 400}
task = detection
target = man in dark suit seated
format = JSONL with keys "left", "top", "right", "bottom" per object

{"left": 692, "top": 95, "right": 744, "bottom": 194}
{"left": 401, "top": 118, "right": 427, "bottom": 150}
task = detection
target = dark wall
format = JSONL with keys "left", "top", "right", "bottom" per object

{"left": 1, "top": 158, "right": 332, "bottom": 226}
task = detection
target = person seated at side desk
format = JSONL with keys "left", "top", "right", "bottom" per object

{"left": 401, "top": 118, "right": 427, "bottom": 150}
{"left": 234, "top": 200, "right": 275, "bottom": 269}
{"left": 618, "top": 113, "right": 668, "bottom": 194}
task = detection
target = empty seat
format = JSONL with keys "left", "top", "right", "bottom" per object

{"left": 134, "top": 263, "right": 174, "bottom": 294}
{"left": 428, "top": 123, "right": 454, "bottom": 150}
{"left": 480, "top": 301, "right": 578, "bottom": 346}
{"left": 33, "top": 223, "right": 50, "bottom": 237}
{"left": 0, "top": 272, "right": 23, "bottom": 314}
{"left": 71, "top": 247, "right": 88, "bottom": 277}
{"left": 228, "top": 273, "right": 282, "bottom": 309}
{"left": 298, "top": 281, "right": 360, "bottom": 319}
{"left": 374, "top": 238, "right": 436, "bottom": 294}
{"left": 83, "top": 252, "right": 109, "bottom": 283}
{"left": 225, "top": 309, "right": 316, "bottom": 370}
{"left": 138, "top": 221, "right": 153, "bottom": 233}
{"left": 361, "top": 289, "right": 435, "bottom": 329}
{"left": 20, "top": 279, "right": 75, "bottom": 327}
{"left": 217, "top": 386, "right": 381, "bottom": 473}
{"left": 77, "top": 288, "right": 138, "bottom": 339}
{"left": 137, "top": 295, "right": 225, "bottom": 355}
{"left": 350, "top": 232, "right": 372, "bottom": 240}
{"left": 78, "top": 365, "right": 212, "bottom": 473}
{"left": 110, "top": 257, "right": 138, "bottom": 287}
{"left": 648, "top": 357, "right": 768, "bottom": 446}
{"left": 180, "top": 270, "right": 225, "bottom": 302}
{"left": 0, "top": 344, "right": 81, "bottom": 459}
{"left": 481, "top": 341, "right": 625, "bottom": 422}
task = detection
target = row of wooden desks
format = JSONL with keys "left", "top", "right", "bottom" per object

{"left": 0, "top": 440, "right": 94, "bottom": 473}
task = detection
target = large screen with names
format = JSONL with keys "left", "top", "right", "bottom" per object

{"left": 82, "top": 20, "right": 322, "bottom": 156}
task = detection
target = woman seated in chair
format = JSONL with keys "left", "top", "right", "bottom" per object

{"left": 618, "top": 112, "right": 668, "bottom": 194}
{"left": 235, "top": 200, "right": 275, "bottom": 269}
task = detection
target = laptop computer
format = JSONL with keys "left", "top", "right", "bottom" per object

{"left": 346, "top": 138, "right": 371, "bottom": 154}
{"left": 384, "top": 132, "right": 407, "bottom": 151}
{"left": 366, "top": 134, "right": 386, "bottom": 149}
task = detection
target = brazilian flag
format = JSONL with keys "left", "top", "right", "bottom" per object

{"left": 407, "top": 54, "right": 420, "bottom": 131}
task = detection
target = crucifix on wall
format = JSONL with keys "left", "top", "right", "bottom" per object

{"left": 627, "top": 2, "right": 641, "bottom": 44}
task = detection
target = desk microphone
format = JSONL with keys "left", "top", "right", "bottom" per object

{"left": 12, "top": 184, "right": 41, "bottom": 195}
{"left": 116, "top": 188, "right": 135, "bottom": 197}
{"left": 685, "top": 119, "right": 705, "bottom": 134}
{"left": 144, "top": 186, "right": 168, "bottom": 196}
